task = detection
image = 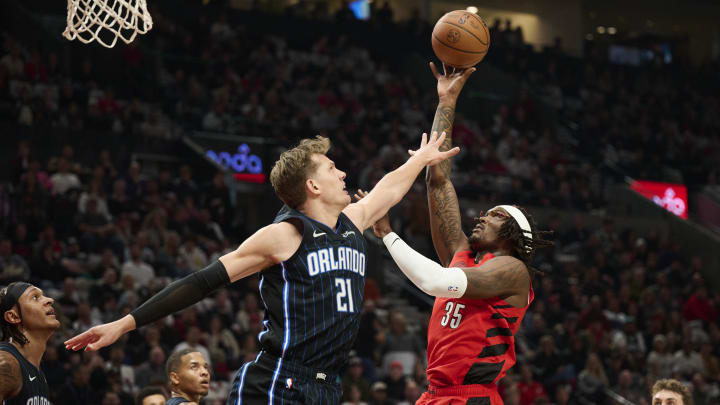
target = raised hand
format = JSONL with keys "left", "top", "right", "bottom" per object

{"left": 430, "top": 61, "right": 476, "bottom": 104}
{"left": 408, "top": 131, "right": 460, "bottom": 166}
{"left": 354, "top": 189, "right": 393, "bottom": 238}
{"left": 64, "top": 315, "right": 135, "bottom": 352}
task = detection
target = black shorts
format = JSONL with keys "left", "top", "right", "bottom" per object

{"left": 227, "top": 351, "right": 342, "bottom": 405}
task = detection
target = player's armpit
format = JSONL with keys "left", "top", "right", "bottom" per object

{"left": 0, "top": 351, "right": 22, "bottom": 401}
{"left": 427, "top": 178, "right": 469, "bottom": 266}
{"left": 220, "top": 221, "right": 302, "bottom": 282}
{"left": 461, "top": 256, "right": 530, "bottom": 303}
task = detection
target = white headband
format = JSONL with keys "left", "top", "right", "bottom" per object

{"left": 490, "top": 205, "right": 533, "bottom": 252}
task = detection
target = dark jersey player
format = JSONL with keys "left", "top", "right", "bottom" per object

{"left": 371, "top": 63, "right": 553, "bottom": 405}
{"left": 164, "top": 349, "right": 210, "bottom": 405}
{"left": 0, "top": 282, "right": 59, "bottom": 405}
{"left": 66, "top": 133, "right": 458, "bottom": 404}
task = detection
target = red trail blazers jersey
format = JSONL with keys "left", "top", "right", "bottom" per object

{"left": 426, "top": 250, "right": 534, "bottom": 388}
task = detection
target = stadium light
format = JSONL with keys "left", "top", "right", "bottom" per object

{"left": 597, "top": 26, "right": 606, "bottom": 34}
{"left": 608, "top": 27, "right": 617, "bottom": 35}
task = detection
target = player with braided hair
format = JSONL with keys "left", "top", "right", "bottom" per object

{"left": 0, "top": 282, "right": 57, "bottom": 404}
{"left": 361, "top": 62, "right": 553, "bottom": 405}
{"left": 489, "top": 205, "right": 554, "bottom": 272}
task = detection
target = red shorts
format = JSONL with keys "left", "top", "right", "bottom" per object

{"left": 416, "top": 384, "right": 503, "bottom": 405}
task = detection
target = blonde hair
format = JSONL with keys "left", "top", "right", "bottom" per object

{"left": 270, "top": 136, "right": 331, "bottom": 208}
{"left": 585, "top": 353, "right": 609, "bottom": 387}
{"left": 652, "top": 379, "right": 692, "bottom": 405}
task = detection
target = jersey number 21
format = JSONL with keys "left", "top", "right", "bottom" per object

{"left": 335, "top": 278, "right": 355, "bottom": 313}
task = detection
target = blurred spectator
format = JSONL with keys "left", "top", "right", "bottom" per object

{"left": 1, "top": 44, "right": 24, "bottom": 77}
{"left": 342, "top": 383, "right": 369, "bottom": 405}
{"left": 611, "top": 370, "right": 644, "bottom": 404}
{"left": 369, "top": 381, "right": 393, "bottom": 405}
{"left": 684, "top": 287, "right": 718, "bottom": 323}
{"left": 342, "top": 356, "right": 371, "bottom": 402}
{"left": 234, "top": 292, "right": 263, "bottom": 335}
{"left": 532, "top": 335, "right": 567, "bottom": 388}
{"left": 108, "top": 179, "right": 133, "bottom": 217}
{"left": 647, "top": 334, "right": 674, "bottom": 379}
{"left": 135, "top": 345, "right": 168, "bottom": 389}
{"left": 0, "top": 238, "right": 30, "bottom": 283}
{"left": 383, "top": 361, "right": 407, "bottom": 401}
{"left": 179, "top": 237, "right": 208, "bottom": 270}
{"left": 576, "top": 353, "right": 608, "bottom": 403}
{"left": 77, "top": 197, "right": 116, "bottom": 253}
{"left": 517, "top": 363, "right": 548, "bottom": 405}
{"left": 101, "top": 391, "right": 122, "bottom": 405}
{"left": 56, "top": 364, "right": 95, "bottom": 405}
{"left": 105, "top": 345, "right": 135, "bottom": 395}
{"left": 673, "top": 339, "right": 704, "bottom": 379}
{"left": 206, "top": 315, "right": 240, "bottom": 378}
{"left": 381, "top": 311, "right": 423, "bottom": 375}
{"left": 397, "top": 379, "right": 421, "bottom": 405}
{"left": 701, "top": 342, "right": 720, "bottom": 381}
{"left": 72, "top": 301, "right": 101, "bottom": 336}
{"left": 50, "top": 158, "right": 81, "bottom": 195}
{"left": 121, "top": 243, "right": 155, "bottom": 286}
{"left": 173, "top": 325, "right": 212, "bottom": 368}
{"left": 78, "top": 179, "right": 111, "bottom": 220}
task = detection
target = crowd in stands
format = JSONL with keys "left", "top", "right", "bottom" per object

{"left": 1, "top": 1, "right": 719, "bottom": 404}
{"left": 483, "top": 19, "right": 720, "bottom": 187}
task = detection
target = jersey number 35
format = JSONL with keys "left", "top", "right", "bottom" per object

{"left": 440, "top": 301, "right": 465, "bottom": 329}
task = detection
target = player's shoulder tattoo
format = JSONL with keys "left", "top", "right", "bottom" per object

{"left": 0, "top": 350, "right": 22, "bottom": 399}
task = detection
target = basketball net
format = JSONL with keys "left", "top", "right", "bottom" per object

{"left": 63, "top": 0, "right": 153, "bottom": 48}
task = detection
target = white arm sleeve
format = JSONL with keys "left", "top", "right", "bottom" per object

{"left": 382, "top": 232, "right": 467, "bottom": 298}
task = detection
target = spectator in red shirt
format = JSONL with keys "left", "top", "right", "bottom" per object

{"left": 517, "top": 363, "right": 548, "bottom": 405}
{"left": 683, "top": 286, "right": 718, "bottom": 323}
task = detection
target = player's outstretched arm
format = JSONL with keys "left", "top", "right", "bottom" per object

{"left": 343, "top": 131, "right": 459, "bottom": 231}
{"left": 0, "top": 352, "right": 21, "bottom": 402}
{"left": 65, "top": 222, "right": 301, "bottom": 352}
{"left": 426, "top": 62, "right": 475, "bottom": 266}
{"left": 374, "top": 229, "right": 528, "bottom": 302}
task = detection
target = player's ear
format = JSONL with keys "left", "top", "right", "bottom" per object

{"left": 169, "top": 371, "right": 180, "bottom": 386}
{"left": 3, "top": 307, "right": 21, "bottom": 325}
{"left": 306, "top": 178, "right": 321, "bottom": 196}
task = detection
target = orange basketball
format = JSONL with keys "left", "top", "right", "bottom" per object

{"left": 431, "top": 10, "right": 490, "bottom": 68}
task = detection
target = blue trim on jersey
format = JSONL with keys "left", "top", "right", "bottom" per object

{"left": 235, "top": 362, "right": 250, "bottom": 405}
{"left": 257, "top": 275, "right": 269, "bottom": 342}
{"left": 268, "top": 263, "right": 291, "bottom": 404}
{"left": 258, "top": 320, "right": 269, "bottom": 342}
{"left": 281, "top": 263, "right": 291, "bottom": 356}
{"left": 235, "top": 352, "right": 262, "bottom": 405}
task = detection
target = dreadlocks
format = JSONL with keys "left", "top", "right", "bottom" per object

{"left": 496, "top": 206, "right": 554, "bottom": 274}
{"left": 0, "top": 283, "right": 30, "bottom": 346}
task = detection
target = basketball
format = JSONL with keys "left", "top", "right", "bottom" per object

{"left": 431, "top": 10, "right": 490, "bottom": 68}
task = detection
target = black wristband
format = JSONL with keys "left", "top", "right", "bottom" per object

{"left": 130, "top": 260, "right": 230, "bottom": 328}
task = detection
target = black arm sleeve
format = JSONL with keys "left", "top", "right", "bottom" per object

{"left": 130, "top": 260, "right": 231, "bottom": 328}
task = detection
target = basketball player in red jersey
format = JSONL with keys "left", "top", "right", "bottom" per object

{"left": 364, "top": 62, "right": 553, "bottom": 405}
